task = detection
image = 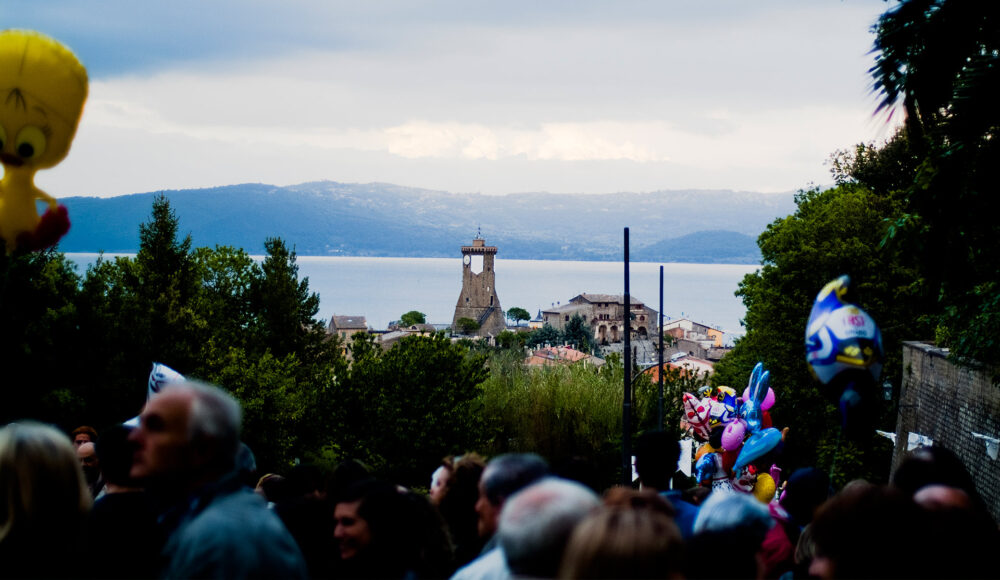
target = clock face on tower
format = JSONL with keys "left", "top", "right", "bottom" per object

{"left": 463, "top": 255, "right": 471, "bottom": 265}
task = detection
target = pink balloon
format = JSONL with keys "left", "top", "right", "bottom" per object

{"left": 721, "top": 419, "right": 747, "bottom": 451}
{"left": 744, "top": 386, "right": 776, "bottom": 411}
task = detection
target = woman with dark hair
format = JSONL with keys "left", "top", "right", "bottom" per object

{"left": 334, "top": 480, "right": 453, "bottom": 578}
{"left": 435, "top": 453, "right": 486, "bottom": 570}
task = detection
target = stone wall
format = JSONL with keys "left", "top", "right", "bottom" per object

{"left": 894, "top": 342, "right": 1000, "bottom": 521}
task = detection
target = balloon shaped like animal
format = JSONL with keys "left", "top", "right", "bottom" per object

{"left": 0, "top": 30, "right": 86, "bottom": 253}
{"left": 695, "top": 452, "right": 731, "bottom": 491}
{"left": 682, "top": 392, "right": 712, "bottom": 440}
{"left": 707, "top": 386, "right": 738, "bottom": 427}
{"left": 743, "top": 384, "right": 775, "bottom": 411}
{"left": 734, "top": 427, "right": 783, "bottom": 472}
{"left": 742, "top": 366, "right": 770, "bottom": 434}
{"left": 721, "top": 419, "right": 747, "bottom": 451}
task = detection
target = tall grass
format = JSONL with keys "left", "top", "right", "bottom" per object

{"left": 475, "top": 350, "right": 704, "bottom": 487}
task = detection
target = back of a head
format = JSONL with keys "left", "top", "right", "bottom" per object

{"left": 891, "top": 446, "right": 978, "bottom": 497}
{"left": 634, "top": 430, "right": 680, "bottom": 491}
{"left": 482, "top": 452, "right": 550, "bottom": 506}
{"left": 170, "top": 381, "right": 242, "bottom": 472}
{"left": 687, "top": 491, "right": 773, "bottom": 579}
{"left": 602, "top": 487, "right": 676, "bottom": 518}
{"left": 810, "top": 484, "right": 925, "bottom": 579}
{"left": 439, "top": 453, "right": 486, "bottom": 523}
{"left": 781, "top": 467, "right": 831, "bottom": 526}
{"left": 499, "top": 477, "right": 600, "bottom": 578}
{"left": 71, "top": 425, "right": 98, "bottom": 444}
{"left": 328, "top": 459, "right": 373, "bottom": 499}
{"left": 560, "top": 504, "right": 682, "bottom": 579}
{"left": 0, "top": 422, "right": 91, "bottom": 543}
{"left": 95, "top": 423, "right": 138, "bottom": 487}
{"left": 694, "top": 490, "right": 772, "bottom": 536}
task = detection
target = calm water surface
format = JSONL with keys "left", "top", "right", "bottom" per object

{"left": 67, "top": 255, "right": 757, "bottom": 340}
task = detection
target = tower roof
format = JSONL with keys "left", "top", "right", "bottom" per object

{"left": 462, "top": 237, "right": 497, "bottom": 254}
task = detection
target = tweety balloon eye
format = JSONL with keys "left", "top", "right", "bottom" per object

{"left": 15, "top": 126, "right": 48, "bottom": 160}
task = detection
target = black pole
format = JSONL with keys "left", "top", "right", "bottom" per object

{"left": 623, "top": 227, "right": 632, "bottom": 486}
{"left": 658, "top": 265, "right": 664, "bottom": 431}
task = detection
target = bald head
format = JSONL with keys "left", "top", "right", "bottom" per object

{"left": 914, "top": 485, "right": 972, "bottom": 511}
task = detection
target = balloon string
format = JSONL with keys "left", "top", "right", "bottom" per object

{"left": 829, "top": 428, "right": 841, "bottom": 485}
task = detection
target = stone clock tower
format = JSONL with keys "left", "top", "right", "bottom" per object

{"left": 452, "top": 236, "right": 506, "bottom": 336}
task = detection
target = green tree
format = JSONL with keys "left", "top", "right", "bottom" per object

{"left": 871, "top": 0, "right": 1000, "bottom": 374}
{"left": 526, "top": 324, "right": 560, "bottom": 348}
{"left": 193, "top": 245, "right": 258, "bottom": 350}
{"left": 456, "top": 317, "right": 480, "bottom": 335}
{"left": 73, "top": 201, "right": 345, "bottom": 470}
{"left": 561, "top": 313, "right": 595, "bottom": 353}
{"left": 335, "top": 333, "right": 488, "bottom": 486}
{"left": 714, "top": 173, "right": 928, "bottom": 483}
{"left": 507, "top": 307, "right": 531, "bottom": 327}
{"left": 0, "top": 249, "right": 84, "bottom": 426}
{"left": 399, "top": 310, "right": 427, "bottom": 326}
{"left": 495, "top": 329, "right": 527, "bottom": 351}
{"left": 75, "top": 195, "right": 208, "bottom": 427}
{"left": 249, "top": 238, "right": 324, "bottom": 358}
{"left": 201, "top": 345, "right": 303, "bottom": 470}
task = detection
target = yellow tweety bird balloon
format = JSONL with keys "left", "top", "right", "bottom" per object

{"left": 0, "top": 30, "right": 87, "bottom": 253}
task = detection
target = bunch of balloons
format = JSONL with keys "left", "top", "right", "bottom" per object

{"left": 682, "top": 362, "right": 787, "bottom": 503}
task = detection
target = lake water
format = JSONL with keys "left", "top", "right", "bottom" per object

{"left": 66, "top": 255, "right": 757, "bottom": 341}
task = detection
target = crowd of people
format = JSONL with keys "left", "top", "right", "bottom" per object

{"left": 0, "top": 378, "right": 996, "bottom": 579}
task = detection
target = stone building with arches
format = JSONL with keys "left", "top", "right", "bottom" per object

{"left": 540, "top": 293, "right": 657, "bottom": 345}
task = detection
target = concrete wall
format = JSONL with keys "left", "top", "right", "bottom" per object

{"left": 894, "top": 342, "right": 1000, "bottom": 521}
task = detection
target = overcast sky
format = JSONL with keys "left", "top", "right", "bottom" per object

{"left": 6, "top": 0, "right": 900, "bottom": 198}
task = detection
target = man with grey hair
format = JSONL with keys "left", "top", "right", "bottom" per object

{"left": 497, "top": 477, "right": 599, "bottom": 579}
{"left": 451, "top": 453, "right": 549, "bottom": 580}
{"left": 129, "top": 380, "right": 307, "bottom": 579}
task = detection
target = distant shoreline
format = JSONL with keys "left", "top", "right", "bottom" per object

{"left": 64, "top": 251, "right": 762, "bottom": 267}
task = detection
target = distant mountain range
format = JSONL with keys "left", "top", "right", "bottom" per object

{"left": 58, "top": 181, "right": 796, "bottom": 263}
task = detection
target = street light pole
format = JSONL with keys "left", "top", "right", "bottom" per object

{"left": 623, "top": 227, "right": 632, "bottom": 486}
{"left": 658, "top": 265, "right": 664, "bottom": 431}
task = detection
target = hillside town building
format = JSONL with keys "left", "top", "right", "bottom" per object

{"left": 541, "top": 293, "right": 657, "bottom": 345}
{"left": 663, "top": 318, "right": 725, "bottom": 348}
{"left": 328, "top": 315, "right": 368, "bottom": 340}
{"left": 328, "top": 315, "right": 368, "bottom": 356}
{"left": 451, "top": 236, "right": 506, "bottom": 337}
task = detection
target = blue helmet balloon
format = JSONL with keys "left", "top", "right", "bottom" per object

{"left": 805, "top": 275, "right": 884, "bottom": 385}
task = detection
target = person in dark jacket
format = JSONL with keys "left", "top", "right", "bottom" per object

{"left": 129, "top": 380, "right": 308, "bottom": 579}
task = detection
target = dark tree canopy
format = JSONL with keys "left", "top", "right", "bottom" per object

{"left": 562, "top": 313, "right": 595, "bottom": 353}
{"left": 871, "top": 0, "right": 1000, "bottom": 374}
{"left": 714, "top": 130, "right": 931, "bottom": 486}
{"left": 527, "top": 324, "right": 561, "bottom": 348}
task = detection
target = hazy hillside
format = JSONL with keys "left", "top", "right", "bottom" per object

{"left": 58, "top": 181, "right": 792, "bottom": 262}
